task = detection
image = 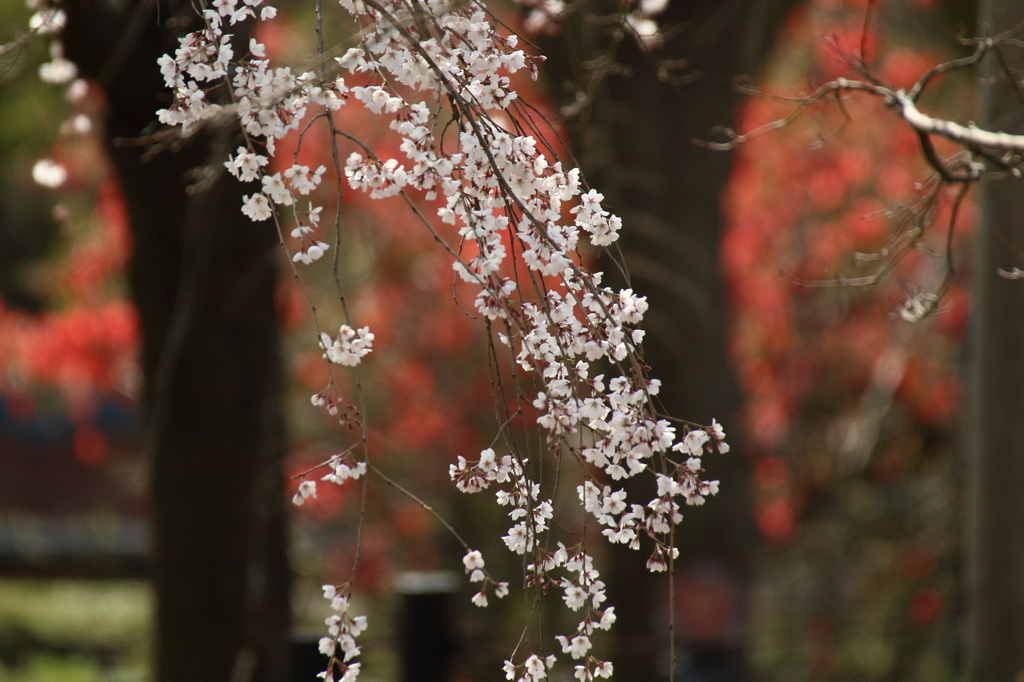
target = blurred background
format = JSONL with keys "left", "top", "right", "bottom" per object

{"left": 0, "top": 0, "right": 983, "bottom": 679}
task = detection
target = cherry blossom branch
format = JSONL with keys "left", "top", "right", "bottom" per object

{"left": 146, "top": 0, "right": 733, "bottom": 679}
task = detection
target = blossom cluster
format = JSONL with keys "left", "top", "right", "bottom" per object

{"left": 320, "top": 325, "right": 375, "bottom": 367}
{"left": 462, "top": 549, "right": 509, "bottom": 607}
{"left": 575, "top": 422, "right": 726, "bottom": 563}
{"left": 318, "top": 584, "right": 368, "bottom": 682}
{"left": 494, "top": 458, "right": 553, "bottom": 555}
{"left": 155, "top": 0, "right": 343, "bottom": 274}
{"left": 449, "top": 446, "right": 512, "bottom": 493}
{"left": 548, "top": 548, "right": 616, "bottom": 679}
{"left": 292, "top": 450, "right": 368, "bottom": 506}
{"left": 310, "top": 389, "right": 361, "bottom": 428}
{"left": 24, "top": 0, "right": 82, "bottom": 191}
{"left": 26, "top": 0, "right": 79, "bottom": 85}
{"left": 505, "top": 545, "right": 615, "bottom": 681}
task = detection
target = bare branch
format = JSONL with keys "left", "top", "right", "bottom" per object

{"left": 895, "top": 90, "right": 1024, "bottom": 156}
{"left": 0, "top": 30, "right": 35, "bottom": 59}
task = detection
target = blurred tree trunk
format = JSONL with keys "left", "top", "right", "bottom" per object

{"left": 968, "top": 0, "right": 1024, "bottom": 677}
{"left": 63, "top": 3, "right": 291, "bottom": 682}
{"left": 543, "top": 0, "right": 793, "bottom": 678}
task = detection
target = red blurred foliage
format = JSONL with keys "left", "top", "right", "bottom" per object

{"left": 754, "top": 456, "right": 789, "bottom": 490}
{"left": 1, "top": 158, "right": 139, "bottom": 406}
{"left": 901, "top": 546, "right": 935, "bottom": 581}
{"left": 675, "top": 565, "right": 741, "bottom": 642}
{"left": 722, "top": 0, "right": 972, "bottom": 544}
{"left": 11, "top": 301, "right": 137, "bottom": 392}
{"left": 394, "top": 501, "right": 430, "bottom": 538}
{"left": 882, "top": 48, "right": 942, "bottom": 90}
{"left": 72, "top": 424, "right": 109, "bottom": 467}
{"left": 755, "top": 497, "right": 797, "bottom": 545}
{"left": 275, "top": 280, "right": 310, "bottom": 331}
{"left": 908, "top": 587, "right": 943, "bottom": 625}
{"left": 805, "top": 616, "right": 838, "bottom": 679}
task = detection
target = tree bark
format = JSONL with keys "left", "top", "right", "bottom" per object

{"left": 968, "top": 0, "right": 1024, "bottom": 678}
{"left": 63, "top": 3, "right": 291, "bottom": 681}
